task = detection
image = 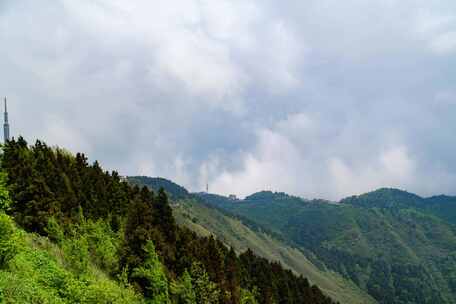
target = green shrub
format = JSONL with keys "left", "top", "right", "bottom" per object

{"left": 170, "top": 270, "right": 196, "bottom": 304}
{"left": 240, "top": 288, "right": 259, "bottom": 304}
{"left": 62, "top": 236, "right": 89, "bottom": 277}
{"left": 131, "top": 241, "right": 170, "bottom": 303}
{"left": 190, "top": 262, "right": 221, "bottom": 304}
{"left": 0, "top": 213, "right": 22, "bottom": 268}
{"left": 81, "top": 219, "right": 120, "bottom": 274}
{"left": 0, "top": 171, "right": 11, "bottom": 212}
{"left": 45, "top": 217, "right": 65, "bottom": 244}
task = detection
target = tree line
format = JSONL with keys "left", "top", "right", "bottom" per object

{"left": 0, "top": 137, "right": 336, "bottom": 304}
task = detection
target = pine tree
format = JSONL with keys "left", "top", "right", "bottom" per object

{"left": 121, "top": 188, "right": 155, "bottom": 271}
{"left": 190, "top": 262, "right": 221, "bottom": 304}
{"left": 155, "top": 187, "right": 176, "bottom": 242}
{"left": 131, "top": 241, "right": 170, "bottom": 303}
{"left": 225, "top": 247, "right": 241, "bottom": 304}
{"left": 170, "top": 270, "right": 196, "bottom": 304}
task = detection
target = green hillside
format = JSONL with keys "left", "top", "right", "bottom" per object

{"left": 172, "top": 199, "right": 377, "bottom": 304}
{"left": 424, "top": 195, "right": 456, "bottom": 225}
{"left": 0, "top": 213, "right": 144, "bottom": 303}
{"left": 197, "top": 189, "right": 456, "bottom": 304}
{"left": 128, "top": 176, "right": 190, "bottom": 200}
{"left": 0, "top": 138, "right": 336, "bottom": 304}
{"left": 128, "top": 177, "right": 376, "bottom": 304}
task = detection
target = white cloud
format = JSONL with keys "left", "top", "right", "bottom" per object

{"left": 209, "top": 128, "right": 305, "bottom": 197}
{"left": 429, "top": 31, "right": 456, "bottom": 54}
{"left": 57, "top": 0, "right": 303, "bottom": 113}
{"left": 43, "top": 115, "right": 92, "bottom": 154}
{"left": 411, "top": 7, "right": 456, "bottom": 55}
{"left": 2, "top": 0, "right": 456, "bottom": 200}
{"left": 206, "top": 113, "right": 421, "bottom": 200}
{"left": 328, "top": 146, "right": 415, "bottom": 198}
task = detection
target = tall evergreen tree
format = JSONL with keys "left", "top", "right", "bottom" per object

{"left": 121, "top": 187, "right": 156, "bottom": 271}
{"left": 132, "top": 241, "right": 170, "bottom": 303}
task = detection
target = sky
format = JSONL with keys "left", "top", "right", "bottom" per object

{"left": 1, "top": 0, "right": 456, "bottom": 200}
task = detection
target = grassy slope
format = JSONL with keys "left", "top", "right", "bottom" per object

{"left": 0, "top": 214, "right": 143, "bottom": 304}
{"left": 173, "top": 199, "right": 377, "bottom": 304}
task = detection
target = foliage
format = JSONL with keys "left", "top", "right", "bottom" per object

{"left": 45, "top": 217, "right": 65, "bottom": 244}
{"left": 170, "top": 270, "right": 197, "bottom": 304}
{"left": 81, "top": 218, "right": 121, "bottom": 274}
{"left": 240, "top": 288, "right": 258, "bottom": 304}
{"left": 190, "top": 262, "right": 221, "bottom": 304}
{"left": 128, "top": 176, "right": 190, "bottom": 200}
{"left": 131, "top": 241, "right": 170, "bottom": 303}
{"left": 173, "top": 198, "right": 375, "bottom": 304}
{"left": 0, "top": 137, "right": 336, "bottom": 304}
{"left": 0, "top": 213, "right": 23, "bottom": 269}
{"left": 0, "top": 214, "right": 144, "bottom": 304}
{"left": 202, "top": 188, "right": 456, "bottom": 304}
{"left": 62, "top": 235, "right": 90, "bottom": 277}
{"left": 0, "top": 171, "right": 11, "bottom": 212}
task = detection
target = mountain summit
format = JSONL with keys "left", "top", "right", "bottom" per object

{"left": 340, "top": 188, "right": 425, "bottom": 209}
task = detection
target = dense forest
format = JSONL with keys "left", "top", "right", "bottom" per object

{"left": 0, "top": 137, "right": 336, "bottom": 304}
{"left": 197, "top": 190, "right": 456, "bottom": 304}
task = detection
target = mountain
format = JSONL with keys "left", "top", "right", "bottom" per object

{"left": 423, "top": 195, "right": 456, "bottom": 225}
{"left": 128, "top": 176, "right": 190, "bottom": 200}
{"left": 172, "top": 199, "right": 376, "bottom": 304}
{"left": 0, "top": 138, "right": 335, "bottom": 304}
{"left": 341, "top": 188, "right": 425, "bottom": 209}
{"left": 128, "top": 179, "right": 375, "bottom": 304}
{"left": 196, "top": 188, "right": 456, "bottom": 304}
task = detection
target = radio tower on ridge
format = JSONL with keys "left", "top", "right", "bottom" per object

{"left": 4, "top": 97, "right": 10, "bottom": 143}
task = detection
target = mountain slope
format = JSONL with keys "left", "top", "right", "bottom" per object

{"left": 172, "top": 198, "right": 377, "bottom": 304}
{"left": 197, "top": 189, "right": 456, "bottom": 304}
{"left": 130, "top": 177, "right": 376, "bottom": 304}
{"left": 0, "top": 138, "right": 336, "bottom": 304}
{"left": 128, "top": 176, "right": 190, "bottom": 200}
{"left": 0, "top": 213, "right": 144, "bottom": 303}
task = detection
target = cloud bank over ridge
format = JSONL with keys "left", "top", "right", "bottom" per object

{"left": 1, "top": 0, "right": 456, "bottom": 200}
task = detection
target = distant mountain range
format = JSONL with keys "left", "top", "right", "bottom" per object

{"left": 129, "top": 176, "right": 456, "bottom": 304}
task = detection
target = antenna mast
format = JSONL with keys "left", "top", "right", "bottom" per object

{"left": 3, "top": 97, "right": 10, "bottom": 143}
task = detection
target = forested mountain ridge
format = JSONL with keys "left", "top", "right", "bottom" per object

{"left": 0, "top": 137, "right": 335, "bottom": 304}
{"left": 128, "top": 176, "right": 190, "bottom": 200}
{"left": 172, "top": 200, "right": 377, "bottom": 304}
{"left": 127, "top": 177, "right": 377, "bottom": 304}
{"left": 195, "top": 189, "right": 456, "bottom": 304}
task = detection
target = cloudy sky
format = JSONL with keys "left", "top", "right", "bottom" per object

{"left": 1, "top": 0, "right": 456, "bottom": 200}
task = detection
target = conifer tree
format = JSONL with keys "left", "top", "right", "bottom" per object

{"left": 0, "top": 138, "right": 337, "bottom": 304}
{"left": 121, "top": 187, "right": 155, "bottom": 271}
{"left": 131, "top": 241, "right": 170, "bottom": 303}
{"left": 190, "top": 262, "right": 221, "bottom": 304}
{"left": 225, "top": 247, "right": 241, "bottom": 304}
{"left": 171, "top": 270, "right": 197, "bottom": 304}
{"left": 156, "top": 187, "right": 176, "bottom": 241}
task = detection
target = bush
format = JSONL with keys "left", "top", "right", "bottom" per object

{"left": 190, "top": 262, "right": 221, "bottom": 304}
{"left": 0, "top": 171, "right": 11, "bottom": 212}
{"left": 81, "top": 219, "right": 120, "bottom": 274}
{"left": 131, "top": 241, "right": 170, "bottom": 303}
{"left": 62, "top": 236, "right": 90, "bottom": 277}
{"left": 170, "top": 270, "right": 196, "bottom": 304}
{"left": 45, "top": 217, "right": 65, "bottom": 244}
{"left": 0, "top": 213, "right": 22, "bottom": 268}
{"left": 240, "top": 288, "right": 259, "bottom": 304}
